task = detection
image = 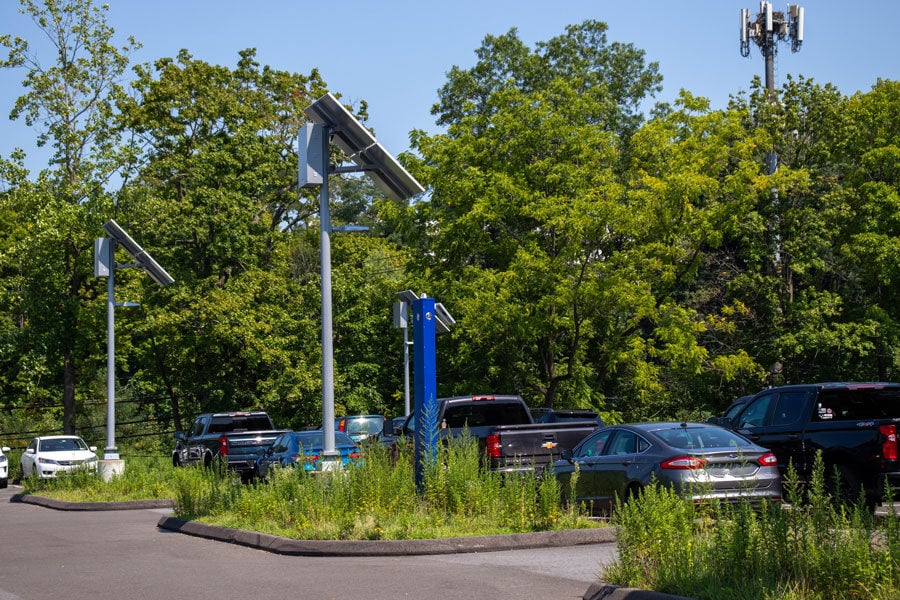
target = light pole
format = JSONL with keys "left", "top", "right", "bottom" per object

{"left": 300, "top": 93, "right": 424, "bottom": 463}
{"left": 95, "top": 220, "right": 173, "bottom": 479}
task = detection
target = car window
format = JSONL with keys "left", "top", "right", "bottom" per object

{"left": 737, "top": 393, "right": 774, "bottom": 428}
{"left": 296, "top": 433, "right": 324, "bottom": 448}
{"left": 655, "top": 426, "right": 752, "bottom": 450}
{"left": 772, "top": 391, "right": 810, "bottom": 425}
{"left": 190, "top": 417, "right": 205, "bottom": 437}
{"left": 443, "top": 402, "right": 532, "bottom": 428}
{"left": 41, "top": 438, "right": 86, "bottom": 452}
{"left": 606, "top": 430, "right": 641, "bottom": 455}
{"left": 816, "top": 387, "right": 900, "bottom": 420}
{"left": 271, "top": 434, "right": 289, "bottom": 453}
{"left": 576, "top": 429, "right": 613, "bottom": 458}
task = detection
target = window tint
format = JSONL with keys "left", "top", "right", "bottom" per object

{"left": 772, "top": 391, "right": 810, "bottom": 425}
{"left": 816, "top": 387, "right": 900, "bottom": 421}
{"left": 190, "top": 418, "right": 205, "bottom": 437}
{"left": 737, "top": 393, "right": 774, "bottom": 428}
{"left": 577, "top": 429, "right": 613, "bottom": 458}
{"left": 607, "top": 430, "right": 640, "bottom": 455}
{"left": 442, "top": 402, "right": 531, "bottom": 428}
{"left": 655, "top": 426, "right": 752, "bottom": 450}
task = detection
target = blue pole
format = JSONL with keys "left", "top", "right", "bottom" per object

{"left": 412, "top": 295, "right": 437, "bottom": 490}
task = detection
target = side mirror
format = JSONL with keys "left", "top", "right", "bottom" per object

{"left": 89, "top": 446, "right": 98, "bottom": 452}
{"left": 561, "top": 449, "right": 574, "bottom": 463}
{"left": 25, "top": 448, "right": 35, "bottom": 455}
{"left": 1, "top": 446, "right": 9, "bottom": 453}
{"left": 174, "top": 431, "right": 186, "bottom": 442}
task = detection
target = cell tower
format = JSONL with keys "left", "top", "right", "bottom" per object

{"left": 740, "top": 3, "right": 805, "bottom": 93}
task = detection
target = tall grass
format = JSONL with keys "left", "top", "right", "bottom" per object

{"left": 177, "top": 434, "right": 598, "bottom": 540}
{"left": 21, "top": 455, "right": 176, "bottom": 501}
{"left": 605, "top": 453, "right": 900, "bottom": 600}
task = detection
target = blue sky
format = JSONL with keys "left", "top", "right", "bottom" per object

{"left": 2, "top": 0, "right": 898, "bottom": 176}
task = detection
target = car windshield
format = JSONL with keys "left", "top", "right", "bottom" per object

{"left": 654, "top": 426, "right": 752, "bottom": 450}
{"left": 341, "top": 417, "right": 383, "bottom": 436}
{"left": 40, "top": 438, "right": 88, "bottom": 452}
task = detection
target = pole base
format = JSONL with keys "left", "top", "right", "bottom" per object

{"left": 98, "top": 459, "right": 125, "bottom": 482}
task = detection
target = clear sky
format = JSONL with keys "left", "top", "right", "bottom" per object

{"left": 1, "top": 0, "right": 898, "bottom": 176}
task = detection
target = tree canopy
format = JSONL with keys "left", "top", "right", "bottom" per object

{"left": 1, "top": 0, "right": 897, "bottom": 449}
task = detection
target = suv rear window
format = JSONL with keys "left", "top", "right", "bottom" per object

{"left": 816, "top": 387, "right": 900, "bottom": 421}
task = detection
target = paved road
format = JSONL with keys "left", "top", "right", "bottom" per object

{"left": 0, "top": 485, "right": 618, "bottom": 600}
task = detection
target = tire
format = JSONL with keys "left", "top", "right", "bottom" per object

{"left": 172, "top": 453, "right": 182, "bottom": 468}
{"left": 0, "top": 477, "right": 7, "bottom": 489}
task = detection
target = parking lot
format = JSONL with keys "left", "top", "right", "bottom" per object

{"left": 0, "top": 484, "right": 618, "bottom": 600}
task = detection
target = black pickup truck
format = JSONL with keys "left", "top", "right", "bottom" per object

{"left": 710, "top": 382, "right": 900, "bottom": 505}
{"left": 173, "top": 411, "right": 287, "bottom": 480}
{"left": 393, "top": 395, "right": 601, "bottom": 474}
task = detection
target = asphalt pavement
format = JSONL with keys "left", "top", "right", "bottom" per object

{"left": 0, "top": 484, "right": 644, "bottom": 600}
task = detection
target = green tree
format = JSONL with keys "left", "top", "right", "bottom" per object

{"left": 402, "top": 22, "right": 663, "bottom": 412}
{"left": 0, "top": 0, "right": 139, "bottom": 435}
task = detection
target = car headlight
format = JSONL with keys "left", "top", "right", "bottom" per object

{"left": 38, "top": 457, "right": 60, "bottom": 465}
{"left": 85, "top": 456, "right": 98, "bottom": 463}
{"left": 0, "top": 456, "right": 7, "bottom": 464}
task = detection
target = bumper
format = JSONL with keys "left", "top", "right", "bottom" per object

{"left": 33, "top": 462, "right": 98, "bottom": 478}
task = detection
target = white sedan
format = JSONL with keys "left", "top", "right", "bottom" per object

{"left": 0, "top": 445, "right": 10, "bottom": 488}
{"left": 20, "top": 436, "right": 98, "bottom": 479}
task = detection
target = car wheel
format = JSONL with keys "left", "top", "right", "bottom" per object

{"left": 0, "top": 477, "right": 7, "bottom": 489}
{"left": 172, "top": 453, "right": 182, "bottom": 468}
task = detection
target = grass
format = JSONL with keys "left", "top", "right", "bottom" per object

{"left": 20, "top": 455, "right": 177, "bottom": 502}
{"left": 172, "top": 433, "right": 601, "bottom": 540}
{"left": 604, "top": 453, "right": 900, "bottom": 600}
{"left": 20, "top": 434, "right": 601, "bottom": 539}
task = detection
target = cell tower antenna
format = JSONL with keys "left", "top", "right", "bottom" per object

{"left": 740, "top": 3, "right": 805, "bottom": 93}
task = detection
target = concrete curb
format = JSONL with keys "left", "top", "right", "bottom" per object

{"left": 582, "top": 582, "right": 697, "bottom": 600}
{"left": 11, "top": 493, "right": 174, "bottom": 511}
{"left": 156, "top": 515, "right": 616, "bottom": 556}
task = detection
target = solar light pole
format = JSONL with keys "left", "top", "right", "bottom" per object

{"left": 300, "top": 93, "right": 424, "bottom": 465}
{"left": 95, "top": 220, "right": 173, "bottom": 479}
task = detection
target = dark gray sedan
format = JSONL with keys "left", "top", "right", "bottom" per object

{"left": 553, "top": 422, "right": 782, "bottom": 514}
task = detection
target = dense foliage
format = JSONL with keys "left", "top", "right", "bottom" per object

{"left": 1, "top": 0, "right": 897, "bottom": 450}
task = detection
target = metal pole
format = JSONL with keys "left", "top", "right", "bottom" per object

{"left": 764, "top": 39, "right": 775, "bottom": 94}
{"left": 104, "top": 241, "right": 118, "bottom": 460}
{"left": 320, "top": 125, "right": 337, "bottom": 459}
{"left": 413, "top": 295, "right": 437, "bottom": 490}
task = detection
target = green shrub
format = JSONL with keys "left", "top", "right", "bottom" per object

{"left": 605, "top": 452, "right": 900, "bottom": 600}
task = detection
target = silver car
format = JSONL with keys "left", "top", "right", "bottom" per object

{"left": 553, "top": 422, "right": 782, "bottom": 514}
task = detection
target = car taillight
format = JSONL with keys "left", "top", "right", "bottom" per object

{"left": 757, "top": 452, "right": 778, "bottom": 467}
{"left": 349, "top": 451, "right": 362, "bottom": 460}
{"left": 486, "top": 433, "right": 501, "bottom": 459}
{"left": 305, "top": 454, "right": 319, "bottom": 464}
{"left": 661, "top": 456, "right": 707, "bottom": 470}
{"left": 338, "top": 419, "right": 346, "bottom": 432}
{"left": 218, "top": 436, "right": 228, "bottom": 456}
{"left": 470, "top": 396, "right": 495, "bottom": 401}
{"left": 880, "top": 424, "right": 898, "bottom": 461}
